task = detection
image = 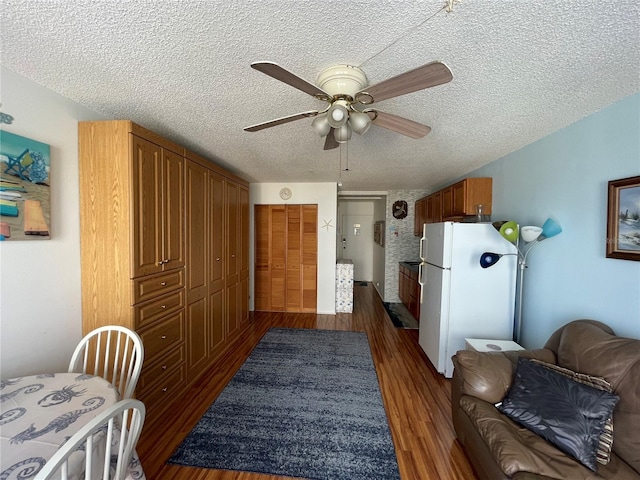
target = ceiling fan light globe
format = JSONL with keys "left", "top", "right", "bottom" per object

{"left": 334, "top": 124, "right": 352, "bottom": 143}
{"left": 327, "top": 104, "right": 348, "bottom": 128}
{"left": 349, "top": 111, "right": 372, "bottom": 135}
{"left": 311, "top": 114, "right": 331, "bottom": 137}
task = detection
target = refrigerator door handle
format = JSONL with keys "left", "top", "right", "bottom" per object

{"left": 418, "top": 262, "right": 425, "bottom": 303}
{"left": 419, "top": 236, "right": 427, "bottom": 261}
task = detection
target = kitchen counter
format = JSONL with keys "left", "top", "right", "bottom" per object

{"left": 399, "top": 261, "right": 421, "bottom": 273}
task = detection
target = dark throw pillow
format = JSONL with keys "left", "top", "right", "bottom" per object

{"left": 530, "top": 359, "right": 615, "bottom": 466}
{"left": 497, "top": 357, "right": 619, "bottom": 471}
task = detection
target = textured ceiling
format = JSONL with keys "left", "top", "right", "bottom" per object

{"left": 2, "top": 1, "right": 639, "bottom": 191}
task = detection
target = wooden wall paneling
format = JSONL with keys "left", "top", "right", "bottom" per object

{"left": 79, "top": 121, "right": 134, "bottom": 333}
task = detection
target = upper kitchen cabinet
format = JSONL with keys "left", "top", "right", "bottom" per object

{"left": 414, "top": 178, "right": 493, "bottom": 235}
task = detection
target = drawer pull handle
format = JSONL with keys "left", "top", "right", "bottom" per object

{"left": 216, "top": 257, "right": 220, "bottom": 261}
{"left": 232, "top": 254, "right": 235, "bottom": 258}
{"left": 162, "top": 387, "right": 168, "bottom": 392}
{"left": 161, "top": 282, "right": 167, "bottom": 286}
{"left": 161, "top": 335, "right": 167, "bottom": 339}
{"left": 162, "top": 365, "right": 167, "bottom": 370}
{"left": 161, "top": 305, "right": 167, "bottom": 309}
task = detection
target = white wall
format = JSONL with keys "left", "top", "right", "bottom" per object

{"left": 466, "top": 93, "right": 640, "bottom": 348}
{"left": 0, "top": 67, "right": 107, "bottom": 378}
{"left": 337, "top": 199, "right": 375, "bottom": 280}
{"left": 249, "top": 183, "right": 338, "bottom": 314}
{"left": 372, "top": 198, "right": 386, "bottom": 298}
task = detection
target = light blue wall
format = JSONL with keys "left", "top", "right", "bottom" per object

{"left": 468, "top": 93, "right": 640, "bottom": 348}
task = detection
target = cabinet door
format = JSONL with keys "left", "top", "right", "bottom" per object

{"left": 433, "top": 191, "right": 442, "bottom": 223}
{"left": 186, "top": 297, "right": 208, "bottom": 381}
{"left": 226, "top": 181, "right": 239, "bottom": 281}
{"left": 185, "top": 160, "right": 208, "bottom": 302}
{"left": 208, "top": 288, "right": 225, "bottom": 359}
{"left": 239, "top": 186, "right": 250, "bottom": 324}
{"left": 441, "top": 186, "right": 453, "bottom": 218}
{"left": 185, "top": 160, "right": 208, "bottom": 382}
{"left": 451, "top": 181, "right": 466, "bottom": 216}
{"left": 131, "top": 135, "right": 163, "bottom": 278}
{"left": 162, "top": 150, "right": 185, "bottom": 271}
{"left": 226, "top": 281, "right": 239, "bottom": 337}
{"left": 208, "top": 172, "right": 225, "bottom": 293}
{"left": 414, "top": 197, "right": 426, "bottom": 235}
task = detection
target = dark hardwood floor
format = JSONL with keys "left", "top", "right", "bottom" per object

{"left": 137, "top": 283, "right": 478, "bottom": 479}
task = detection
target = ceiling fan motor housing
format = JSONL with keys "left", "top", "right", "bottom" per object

{"left": 316, "top": 65, "right": 368, "bottom": 98}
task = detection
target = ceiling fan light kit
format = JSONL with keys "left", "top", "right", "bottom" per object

{"left": 244, "top": 60, "right": 453, "bottom": 150}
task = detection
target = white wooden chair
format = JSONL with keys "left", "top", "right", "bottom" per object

{"left": 38, "top": 398, "right": 146, "bottom": 480}
{"left": 68, "top": 326, "right": 144, "bottom": 399}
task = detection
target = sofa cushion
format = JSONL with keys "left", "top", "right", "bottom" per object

{"left": 531, "top": 359, "right": 615, "bottom": 466}
{"left": 453, "top": 348, "right": 556, "bottom": 404}
{"left": 497, "top": 358, "right": 619, "bottom": 471}
{"left": 556, "top": 322, "right": 640, "bottom": 473}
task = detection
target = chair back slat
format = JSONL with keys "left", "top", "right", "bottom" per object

{"left": 68, "top": 326, "right": 144, "bottom": 399}
{"left": 38, "top": 399, "right": 146, "bottom": 480}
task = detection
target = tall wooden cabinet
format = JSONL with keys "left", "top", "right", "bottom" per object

{"left": 254, "top": 204, "right": 317, "bottom": 313}
{"left": 78, "top": 120, "right": 249, "bottom": 424}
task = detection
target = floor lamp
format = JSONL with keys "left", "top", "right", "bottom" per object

{"left": 480, "top": 218, "right": 562, "bottom": 343}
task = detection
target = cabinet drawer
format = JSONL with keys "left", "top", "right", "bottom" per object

{"left": 138, "top": 344, "right": 185, "bottom": 392}
{"left": 137, "top": 363, "right": 186, "bottom": 416}
{"left": 134, "top": 289, "right": 185, "bottom": 329}
{"left": 138, "top": 311, "right": 185, "bottom": 362}
{"left": 133, "top": 269, "right": 184, "bottom": 304}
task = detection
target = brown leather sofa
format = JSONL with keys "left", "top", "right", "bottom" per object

{"left": 451, "top": 320, "right": 640, "bottom": 480}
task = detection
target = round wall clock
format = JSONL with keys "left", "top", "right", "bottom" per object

{"left": 393, "top": 200, "right": 408, "bottom": 219}
{"left": 279, "top": 187, "right": 292, "bottom": 200}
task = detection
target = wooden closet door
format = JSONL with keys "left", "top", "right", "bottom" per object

{"left": 162, "top": 150, "right": 185, "bottom": 271}
{"left": 208, "top": 171, "right": 225, "bottom": 358}
{"left": 286, "top": 205, "right": 301, "bottom": 311}
{"left": 254, "top": 204, "right": 317, "bottom": 313}
{"left": 270, "top": 205, "right": 286, "bottom": 311}
{"left": 131, "top": 136, "right": 163, "bottom": 278}
{"left": 185, "top": 160, "right": 208, "bottom": 380}
{"left": 254, "top": 205, "right": 270, "bottom": 311}
{"left": 301, "top": 205, "right": 318, "bottom": 312}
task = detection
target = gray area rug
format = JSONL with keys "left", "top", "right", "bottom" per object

{"left": 169, "top": 328, "right": 400, "bottom": 480}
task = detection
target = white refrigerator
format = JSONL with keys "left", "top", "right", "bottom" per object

{"left": 418, "top": 222, "right": 517, "bottom": 377}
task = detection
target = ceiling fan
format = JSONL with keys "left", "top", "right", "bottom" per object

{"left": 244, "top": 61, "right": 453, "bottom": 150}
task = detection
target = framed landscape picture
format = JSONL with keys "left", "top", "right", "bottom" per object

{"left": 606, "top": 175, "right": 640, "bottom": 261}
{"left": 0, "top": 130, "right": 51, "bottom": 240}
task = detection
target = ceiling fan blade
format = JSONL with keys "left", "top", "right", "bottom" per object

{"left": 370, "top": 110, "right": 431, "bottom": 139}
{"left": 251, "top": 62, "right": 332, "bottom": 101}
{"left": 244, "top": 110, "right": 320, "bottom": 132}
{"left": 356, "top": 61, "right": 452, "bottom": 104}
{"left": 323, "top": 129, "right": 339, "bottom": 150}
